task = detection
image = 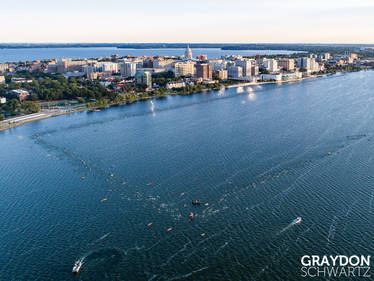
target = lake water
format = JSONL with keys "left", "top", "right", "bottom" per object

{"left": 0, "top": 47, "right": 298, "bottom": 63}
{"left": 1, "top": 71, "right": 374, "bottom": 280}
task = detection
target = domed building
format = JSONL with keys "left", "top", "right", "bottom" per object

{"left": 185, "top": 45, "right": 193, "bottom": 60}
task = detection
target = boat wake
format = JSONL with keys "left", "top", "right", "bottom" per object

{"left": 278, "top": 217, "right": 302, "bottom": 234}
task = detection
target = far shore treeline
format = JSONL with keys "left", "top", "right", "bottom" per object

{"left": 0, "top": 43, "right": 373, "bottom": 54}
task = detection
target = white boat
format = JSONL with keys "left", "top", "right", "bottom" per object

{"left": 292, "top": 217, "right": 302, "bottom": 225}
{"left": 72, "top": 261, "right": 82, "bottom": 274}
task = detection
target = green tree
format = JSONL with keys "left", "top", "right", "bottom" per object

{"left": 10, "top": 99, "right": 21, "bottom": 113}
{"left": 22, "top": 101, "right": 40, "bottom": 113}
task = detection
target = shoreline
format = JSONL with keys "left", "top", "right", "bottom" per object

{"left": 0, "top": 72, "right": 342, "bottom": 132}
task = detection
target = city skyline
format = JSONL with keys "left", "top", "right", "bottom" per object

{"left": 1, "top": 0, "right": 374, "bottom": 44}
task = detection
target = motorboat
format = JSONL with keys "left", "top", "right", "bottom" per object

{"left": 292, "top": 217, "right": 302, "bottom": 225}
{"left": 72, "top": 260, "right": 82, "bottom": 274}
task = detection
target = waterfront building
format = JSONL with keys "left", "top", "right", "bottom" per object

{"left": 260, "top": 73, "right": 282, "bottom": 81}
{"left": 282, "top": 71, "right": 303, "bottom": 80}
{"left": 215, "top": 69, "right": 228, "bottom": 80}
{"left": 0, "top": 97, "right": 6, "bottom": 104}
{"left": 227, "top": 66, "right": 243, "bottom": 78}
{"left": 297, "top": 57, "right": 311, "bottom": 70}
{"left": 277, "top": 58, "right": 295, "bottom": 71}
{"left": 310, "top": 59, "right": 320, "bottom": 72}
{"left": 135, "top": 71, "right": 152, "bottom": 89}
{"left": 195, "top": 64, "right": 212, "bottom": 80}
{"left": 251, "top": 65, "right": 259, "bottom": 76}
{"left": 235, "top": 59, "right": 252, "bottom": 77}
{"left": 120, "top": 62, "right": 137, "bottom": 77}
{"left": 0, "top": 76, "right": 5, "bottom": 84}
{"left": 174, "top": 61, "right": 195, "bottom": 77}
{"left": 263, "top": 59, "right": 278, "bottom": 73}
{"left": 185, "top": 45, "right": 193, "bottom": 60}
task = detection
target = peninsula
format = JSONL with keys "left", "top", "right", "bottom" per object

{"left": 0, "top": 45, "right": 372, "bottom": 131}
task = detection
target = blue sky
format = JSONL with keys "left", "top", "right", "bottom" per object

{"left": 1, "top": 0, "right": 374, "bottom": 43}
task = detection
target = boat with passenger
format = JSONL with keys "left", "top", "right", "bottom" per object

{"left": 72, "top": 260, "right": 82, "bottom": 274}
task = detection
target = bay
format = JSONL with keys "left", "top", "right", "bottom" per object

{"left": 0, "top": 47, "right": 298, "bottom": 63}
{"left": 1, "top": 71, "right": 374, "bottom": 280}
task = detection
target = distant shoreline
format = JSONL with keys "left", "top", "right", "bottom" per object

{"left": 0, "top": 73, "right": 328, "bottom": 132}
{"left": 0, "top": 43, "right": 370, "bottom": 52}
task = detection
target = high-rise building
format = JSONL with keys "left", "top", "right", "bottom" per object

{"left": 83, "top": 65, "right": 96, "bottom": 79}
{"left": 263, "top": 59, "right": 278, "bottom": 73}
{"left": 99, "top": 62, "right": 119, "bottom": 73}
{"left": 120, "top": 62, "right": 137, "bottom": 77}
{"left": 297, "top": 57, "right": 320, "bottom": 72}
{"left": 185, "top": 45, "right": 193, "bottom": 60}
{"left": 277, "top": 59, "right": 295, "bottom": 71}
{"left": 215, "top": 70, "right": 228, "bottom": 80}
{"left": 135, "top": 71, "right": 152, "bottom": 89}
{"left": 227, "top": 66, "right": 243, "bottom": 78}
{"left": 195, "top": 64, "right": 212, "bottom": 80}
{"left": 235, "top": 60, "right": 252, "bottom": 77}
{"left": 251, "top": 65, "right": 259, "bottom": 76}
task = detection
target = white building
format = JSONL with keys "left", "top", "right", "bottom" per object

{"left": 98, "top": 62, "right": 119, "bottom": 73}
{"left": 235, "top": 60, "right": 252, "bottom": 77}
{"left": 282, "top": 71, "right": 303, "bottom": 80}
{"left": 0, "top": 97, "right": 6, "bottom": 104}
{"left": 185, "top": 45, "right": 193, "bottom": 60}
{"left": 166, "top": 81, "right": 186, "bottom": 89}
{"left": 120, "top": 62, "right": 137, "bottom": 77}
{"left": 260, "top": 74, "right": 282, "bottom": 81}
{"left": 263, "top": 59, "right": 278, "bottom": 73}
{"left": 0, "top": 76, "right": 5, "bottom": 84}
